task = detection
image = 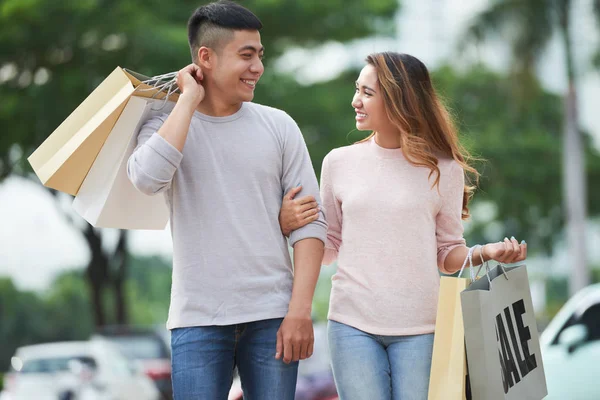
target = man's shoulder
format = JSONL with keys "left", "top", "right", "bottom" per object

{"left": 245, "top": 102, "right": 296, "bottom": 124}
{"left": 140, "top": 111, "right": 170, "bottom": 130}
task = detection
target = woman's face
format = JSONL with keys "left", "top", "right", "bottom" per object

{"left": 351, "top": 64, "right": 387, "bottom": 132}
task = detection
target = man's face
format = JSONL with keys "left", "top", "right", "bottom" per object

{"left": 210, "top": 29, "right": 264, "bottom": 104}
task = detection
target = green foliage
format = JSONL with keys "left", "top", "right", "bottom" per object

{"left": 460, "top": 0, "right": 573, "bottom": 82}
{"left": 45, "top": 273, "right": 95, "bottom": 340}
{"left": 0, "top": 0, "right": 398, "bottom": 179}
{"left": 0, "top": 256, "right": 173, "bottom": 371}
{"left": 432, "top": 65, "right": 600, "bottom": 253}
{"left": 312, "top": 265, "right": 336, "bottom": 322}
{"left": 126, "top": 255, "right": 172, "bottom": 325}
{"left": 545, "top": 276, "right": 569, "bottom": 319}
{"left": 0, "top": 274, "right": 93, "bottom": 372}
{"left": 544, "top": 266, "right": 600, "bottom": 321}
{"left": 0, "top": 278, "right": 52, "bottom": 372}
{"left": 254, "top": 70, "right": 366, "bottom": 178}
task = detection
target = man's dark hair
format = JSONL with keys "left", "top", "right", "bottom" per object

{"left": 187, "top": 1, "right": 263, "bottom": 60}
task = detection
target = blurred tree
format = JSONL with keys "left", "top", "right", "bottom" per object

{"left": 432, "top": 64, "right": 600, "bottom": 254}
{"left": 126, "top": 255, "right": 172, "bottom": 325}
{"left": 594, "top": 0, "right": 600, "bottom": 68}
{"left": 0, "top": 0, "right": 398, "bottom": 327}
{"left": 254, "top": 70, "right": 365, "bottom": 177}
{"left": 0, "top": 278, "right": 48, "bottom": 371}
{"left": 0, "top": 275, "right": 94, "bottom": 371}
{"left": 461, "top": 0, "right": 596, "bottom": 295}
{"left": 0, "top": 255, "right": 169, "bottom": 371}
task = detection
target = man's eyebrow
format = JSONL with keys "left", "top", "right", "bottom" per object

{"left": 238, "top": 45, "right": 265, "bottom": 53}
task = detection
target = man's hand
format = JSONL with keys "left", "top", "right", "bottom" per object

{"left": 279, "top": 185, "right": 319, "bottom": 237}
{"left": 176, "top": 63, "right": 205, "bottom": 107}
{"left": 275, "top": 309, "right": 314, "bottom": 364}
{"left": 156, "top": 64, "right": 204, "bottom": 152}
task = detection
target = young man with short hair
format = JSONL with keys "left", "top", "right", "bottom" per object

{"left": 127, "top": 1, "right": 326, "bottom": 399}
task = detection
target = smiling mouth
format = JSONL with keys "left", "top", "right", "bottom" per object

{"left": 356, "top": 112, "right": 367, "bottom": 118}
{"left": 241, "top": 79, "right": 256, "bottom": 88}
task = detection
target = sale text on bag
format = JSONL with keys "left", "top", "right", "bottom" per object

{"left": 495, "top": 299, "right": 538, "bottom": 394}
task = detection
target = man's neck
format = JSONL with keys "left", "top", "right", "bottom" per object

{"left": 196, "top": 91, "right": 243, "bottom": 117}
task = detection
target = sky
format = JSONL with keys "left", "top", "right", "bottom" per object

{"left": 1, "top": 0, "right": 599, "bottom": 291}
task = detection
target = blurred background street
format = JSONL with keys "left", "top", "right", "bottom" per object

{"left": 1, "top": 0, "right": 600, "bottom": 398}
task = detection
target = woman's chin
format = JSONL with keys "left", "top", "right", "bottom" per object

{"left": 355, "top": 121, "right": 370, "bottom": 131}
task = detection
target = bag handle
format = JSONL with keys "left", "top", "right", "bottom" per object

{"left": 474, "top": 244, "right": 509, "bottom": 285}
{"left": 133, "top": 71, "right": 180, "bottom": 110}
{"left": 473, "top": 246, "right": 492, "bottom": 285}
{"left": 458, "top": 245, "right": 480, "bottom": 281}
{"left": 458, "top": 244, "right": 509, "bottom": 286}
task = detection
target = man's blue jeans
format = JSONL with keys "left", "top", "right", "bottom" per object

{"left": 171, "top": 318, "right": 298, "bottom": 400}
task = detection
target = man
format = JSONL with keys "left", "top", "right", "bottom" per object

{"left": 127, "top": 1, "right": 326, "bottom": 399}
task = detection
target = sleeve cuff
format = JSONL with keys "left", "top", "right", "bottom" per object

{"left": 289, "top": 222, "right": 327, "bottom": 247}
{"left": 146, "top": 133, "right": 184, "bottom": 167}
{"left": 437, "top": 241, "right": 466, "bottom": 273}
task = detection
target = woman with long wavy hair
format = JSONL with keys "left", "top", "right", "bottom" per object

{"left": 279, "top": 52, "right": 527, "bottom": 399}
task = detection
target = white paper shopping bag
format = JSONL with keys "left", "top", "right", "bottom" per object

{"left": 72, "top": 95, "right": 176, "bottom": 229}
{"left": 28, "top": 67, "right": 178, "bottom": 195}
{"left": 461, "top": 263, "right": 547, "bottom": 400}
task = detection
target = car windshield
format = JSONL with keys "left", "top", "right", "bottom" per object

{"left": 107, "top": 336, "right": 166, "bottom": 360}
{"left": 20, "top": 356, "right": 96, "bottom": 373}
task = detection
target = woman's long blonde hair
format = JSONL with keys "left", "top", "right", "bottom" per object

{"left": 359, "top": 52, "right": 478, "bottom": 219}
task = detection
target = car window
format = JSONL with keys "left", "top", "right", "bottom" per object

{"left": 552, "top": 301, "right": 600, "bottom": 345}
{"left": 578, "top": 303, "right": 600, "bottom": 342}
{"left": 20, "top": 356, "right": 97, "bottom": 373}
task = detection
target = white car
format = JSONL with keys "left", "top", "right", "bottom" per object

{"left": 3, "top": 339, "right": 159, "bottom": 400}
{"left": 540, "top": 283, "right": 600, "bottom": 399}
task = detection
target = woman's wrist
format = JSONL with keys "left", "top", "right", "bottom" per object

{"left": 480, "top": 244, "right": 489, "bottom": 262}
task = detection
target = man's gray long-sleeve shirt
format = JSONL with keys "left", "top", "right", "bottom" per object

{"left": 127, "top": 101, "right": 327, "bottom": 329}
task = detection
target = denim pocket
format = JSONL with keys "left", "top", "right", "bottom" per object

{"left": 170, "top": 326, "right": 193, "bottom": 347}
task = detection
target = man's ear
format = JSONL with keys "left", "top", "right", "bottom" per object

{"left": 197, "top": 46, "right": 213, "bottom": 70}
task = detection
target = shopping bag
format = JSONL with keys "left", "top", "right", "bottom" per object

{"left": 27, "top": 67, "right": 178, "bottom": 195}
{"left": 428, "top": 276, "right": 470, "bottom": 400}
{"left": 461, "top": 262, "right": 547, "bottom": 400}
{"left": 428, "top": 246, "right": 479, "bottom": 400}
{"left": 72, "top": 96, "right": 175, "bottom": 229}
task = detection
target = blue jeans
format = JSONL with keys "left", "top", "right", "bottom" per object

{"left": 171, "top": 318, "right": 298, "bottom": 400}
{"left": 328, "top": 320, "right": 434, "bottom": 400}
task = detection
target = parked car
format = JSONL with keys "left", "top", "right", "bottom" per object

{"left": 93, "top": 325, "right": 172, "bottom": 399}
{"left": 3, "top": 339, "right": 159, "bottom": 400}
{"left": 540, "top": 283, "right": 600, "bottom": 399}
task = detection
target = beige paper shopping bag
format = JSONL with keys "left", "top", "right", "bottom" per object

{"left": 72, "top": 96, "right": 175, "bottom": 229}
{"left": 28, "top": 67, "right": 178, "bottom": 195}
{"left": 428, "top": 275, "right": 470, "bottom": 400}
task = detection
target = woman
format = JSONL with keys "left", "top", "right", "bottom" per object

{"left": 279, "top": 52, "right": 527, "bottom": 400}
